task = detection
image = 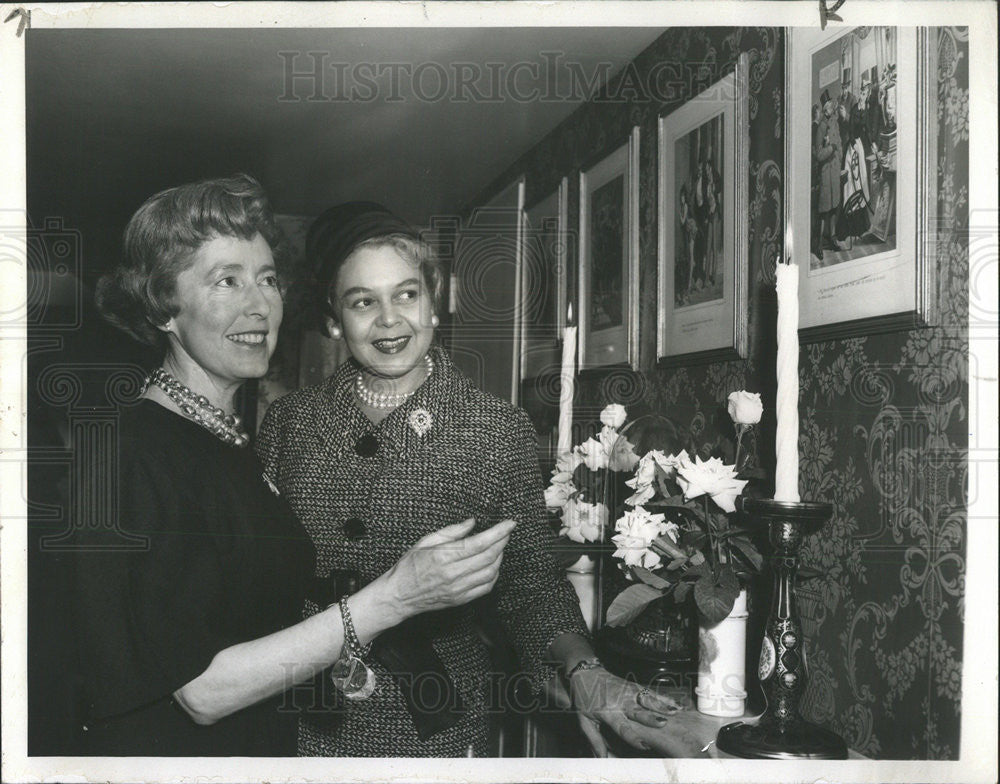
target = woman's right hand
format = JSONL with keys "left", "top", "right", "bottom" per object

{"left": 378, "top": 518, "right": 517, "bottom": 622}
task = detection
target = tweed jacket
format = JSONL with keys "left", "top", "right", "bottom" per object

{"left": 256, "top": 345, "right": 588, "bottom": 756}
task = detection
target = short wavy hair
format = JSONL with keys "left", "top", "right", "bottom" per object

{"left": 95, "top": 174, "right": 278, "bottom": 348}
{"left": 322, "top": 233, "right": 445, "bottom": 318}
{"left": 303, "top": 215, "right": 444, "bottom": 338}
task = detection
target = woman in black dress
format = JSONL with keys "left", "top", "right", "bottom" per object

{"left": 73, "top": 176, "right": 514, "bottom": 756}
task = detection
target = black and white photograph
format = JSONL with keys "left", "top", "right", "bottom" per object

{"left": 1, "top": 4, "right": 996, "bottom": 784}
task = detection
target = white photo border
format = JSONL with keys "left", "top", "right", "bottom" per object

{"left": 1, "top": 5, "right": 996, "bottom": 784}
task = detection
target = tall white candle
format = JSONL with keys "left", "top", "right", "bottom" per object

{"left": 774, "top": 253, "right": 800, "bottom": 502}
{"left": 557, "top": 306, "right": 576, "bottom": 456}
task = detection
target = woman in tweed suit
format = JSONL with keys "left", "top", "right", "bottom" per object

{"left": 257, "top": 202, "right": 687, "bottom": 757}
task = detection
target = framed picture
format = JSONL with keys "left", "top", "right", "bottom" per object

{"left": 449, "top": 177, "right": 525, "bottom": 403}
{"left": 578, "top": 127, "right": 640, "bottom": 369}
{"left": 657, "top": 54, "right": 749, "bottom": 364}
{"left": 786, "top": 27, "right": 938, "bottom": 340}
{"left": 519, "top": 177, "right": 569, "bottom": 382}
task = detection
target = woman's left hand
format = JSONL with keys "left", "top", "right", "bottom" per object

{"left": 568, "top": 667, "right": 684, "bottom": 756}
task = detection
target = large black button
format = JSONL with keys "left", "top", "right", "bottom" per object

{"left": 354, "top": 432, "right": 380, "bottom": 457}
{"left": 344, "top": 517, "right": 367, "bottom": 540}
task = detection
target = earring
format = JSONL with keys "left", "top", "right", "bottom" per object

{"left": 430, "top": 314, "right": 440, "bottom": 327}
{"left": 330, "top": 324, "right": 342, "bottom": 339}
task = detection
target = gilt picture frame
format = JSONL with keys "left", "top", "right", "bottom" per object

{"left": 519, "top": 177, "right": 570, "bottom": 383}
{"left": 578, "top": 127, "right": 640, "bottom": 370}
{"left": 786, "top": 26, "right": 938, "bottom": 340}
{"left": 656, "top": 54, "right": 749, "bottom": 365}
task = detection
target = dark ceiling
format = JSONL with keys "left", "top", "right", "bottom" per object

{"left": 26, "top": 26, "right": 664, "bottom": 282}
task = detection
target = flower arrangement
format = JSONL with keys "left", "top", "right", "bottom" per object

{"left": 606, "top": 391, "right": 765, "bottom": 627}
{"left": 544, "top": 404, "right": 640, "bottom": 553}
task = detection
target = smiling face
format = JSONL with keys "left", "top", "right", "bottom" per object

{"left": 333, "top": 243, "right": 435, "bottom": 384}
{"left": 161, "top": 232, "right": 282, "bottom": 392}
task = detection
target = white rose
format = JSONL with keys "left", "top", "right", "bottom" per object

{"left": 555, "top": 450, "right": 584, "bottom": 475}
{"left": 612, "top": 508, "right": 668, "bottom": 569}
{"left": 631, "top": 451, "right": 660, "bottom": 486}
{"left": 642, "top": 549, "right": 664, "bottom": 570}
{"left": 655, "top": 449, "right": 689, "bottom": 474}
{"left": 560, "top": 499, "right": 607, "bottom": 543}
{"left": 600, "top": 403, "right": 628, "bottom": 429}
{"left": 578, "top": 500, "right": 608, "bottom": 541}
{"left": 612, "top": 532, "right": 659, "bottom": 568}
{"left": 544, "top": 479, "right": 574, "bottom": 510}
{"left": 609, "top": 439, "right": 640, "bottom": 472}
{"left": 624, "top": 482, "right": 656, "bottom": 507}
{"left": 625, "top": 450, "right": 678, "bottom": 506}
{"left": 614, "top": 507, "right": 668, "bottom": 544}
{"left": 727, "top": 390, "right": 763, "bottom": 425}
{"left": 674, "top": 454, "right": 749, "bottom": 513}
{"left": 577, "top": 437, "right": 608, "bottom": 471}
{"left": 600, "top": 426, "right": 640, "bottom": 472}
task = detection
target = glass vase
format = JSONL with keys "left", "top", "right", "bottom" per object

{"left": 624, "top": 596, "right": 697, "bottom": 659}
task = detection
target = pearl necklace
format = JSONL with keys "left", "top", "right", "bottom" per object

{"left": 355, "top": 354, "right": 434, "bottom": 410}
{"left": 145, "top": 368, "right": 249, "bottom": 447}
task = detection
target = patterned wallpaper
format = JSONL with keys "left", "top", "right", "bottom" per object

{"left": 467, "top": 27, "right": 968, "bottom": 759}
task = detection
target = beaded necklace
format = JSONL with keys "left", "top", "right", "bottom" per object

{"left": 354, "top": 354, "right": 434, "bottom": 410}
{"left": 145, "top": 368, "right": 249, "bottom": 447}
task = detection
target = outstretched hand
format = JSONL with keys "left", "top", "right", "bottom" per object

{"left": 380, "top": 518, "right": 516, "bottom": 622}
{"left": 569, "top": 668, "right": 716, "bottom": 758}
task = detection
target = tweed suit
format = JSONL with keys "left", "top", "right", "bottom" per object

{"left": 256, "top": 345, "right": 588, "bottom": 756}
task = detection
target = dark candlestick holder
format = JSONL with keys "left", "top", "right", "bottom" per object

{"left": 716, "top": 498, "right": 848, "bottom": 759}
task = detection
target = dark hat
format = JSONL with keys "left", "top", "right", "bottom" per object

{"left": 306, "top": 201, "right": 417, "bottom": 289}
{"left": 819, "top": 88, "right": 831, "bottom": 106}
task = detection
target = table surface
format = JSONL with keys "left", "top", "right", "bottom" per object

{"left": 533, "top": 680, "right": 867, "bottom": 759}
{"left": 672, "top": 709, "right": 868, "bottom": 760}
{"left": 563, "top": 681, "right": 867, "bottom": 759}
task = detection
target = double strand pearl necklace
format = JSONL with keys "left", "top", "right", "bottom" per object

{"left": 145, "top": 368, "right": 249, "bottom": 447}
{"left": 354, "top": 354, "right": 434, "bottom": 410}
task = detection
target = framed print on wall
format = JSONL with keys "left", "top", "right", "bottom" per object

{"left": 786, "top": 27, "right": 938, "bottom": 340}
{"left": 449, "top": 177, "right": 525, "bottom": 403}
{"left": 578, "top": 127, "right": 640, "bottom": 370}
{"left": 657, "top": 53, "right": 749, "bottom": 365}
{"left": 519, "top": 177, "right": 569, "bottom": 383}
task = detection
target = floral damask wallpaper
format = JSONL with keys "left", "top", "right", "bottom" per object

{"left": 467, "top": 27, "right": 968, "bottom": 759}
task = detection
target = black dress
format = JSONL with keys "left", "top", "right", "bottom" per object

{"left": 69, "top": 400, "right": 315, "bottom": 756}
